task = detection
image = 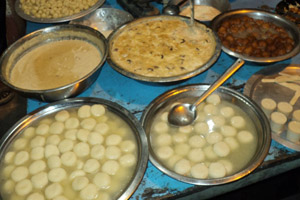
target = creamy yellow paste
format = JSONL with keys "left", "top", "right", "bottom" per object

{"left": 10, "top": 39, "right": 101, "bottom": 90}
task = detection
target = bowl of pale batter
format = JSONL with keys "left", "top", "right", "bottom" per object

{"left": 0, "top": 24, "right": 108, "bottom": 102}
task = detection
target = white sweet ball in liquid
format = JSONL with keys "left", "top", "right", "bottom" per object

{"left": 220, "top": 125, "right": 237, "bottom": 137}
{"left": 93, "top": 172, "right": 111, "bottom": 189}
{"left": 45, "top": 144, "right": 60, "bottom": 158}
{"left": 80, "top": 184, "right": 98, "bottom": 200}
{"left": 105, "top": 146, "right": 121, "bottom": 160}
{"left": 211, "top": 115, "right": 226, "bottom": 127}
{"left": 213, "top": 141, "right": 230, "bottom": 157}
{"left": 91, "top": 104, "right": 105, "bottom": 117}
{"left": 224, "top": 137, "right": 239, "bottom": 151}
{"left": 36, "top": 123, "right": 50, "bottom": 135}
{"left": 81, "top": 118, "right": 97, "bottom": 131}
{"left": 167, "top": 154, "right": 182, "bottom": 169}
{"left": 65, "top": 117, "right": 80, "bottom": 129}
{"left": 4, "top": 151, "right": 15, "bottom": 164}
{"left": 77, "top": 129, "right": 90, "bottom": 142}
{"left": 74, "top": 142, "right": 90, "bottom": 157}
{"left": 153, "top": 121, "right": 169, "bottom": 133}
{"left": 47, "top": 155, "right": 62, "bottom": 169}
{"left": 64, "top": 129, "right": 78, "bottom": 140}
{"left": 90, "top": 144, "right": 105, "bottom": 160}
{"left": 26, "top": 192, "right": 45, "bottom": 200}
{"left": 179, "top": 125, "right": 193, "bottom": 134}
{"left": 204, "top": 104, "right": 218, "bottom": 115}
{"left": 188, "top": 135, "right": 206, "bottom": 148}
{"left": 88, "top": 132, "right": 104, "bottom": 145}
{"left": 2, "top": 180, "right": 15, "bottom": 194}
{"left": 219, "top": 159, "right": 234, "bottom": 175}
{"left": 83, "top": 159, "right": 100, "bottom": 174}
{"left": 174, "top": 159, "right": 191, "bottom": 175}
{"left": 58, "top": 139, "right": 74, "bottom": 153}
{"left": 102, "top": 160, "right": 120, "bottom": 175}
{"left": 208, "top": 162, "right": 226, "bottom": 178}
{"left": 31, "top": 172, "right": 48, "bottom": 189}
{"left": 69, "top": 170, "right": 86, "bottom": 180}
{"left": 48, "top": 168, "right": 67, "bottom": 183}
{"left": 78, "top": 105, "right": 91, "bottom": 118}
{"left": 174, "top": 143, "right": 190, "bottom": 156}
{"left": 53, "top": 195, "right": 68, "bottom": 200}
{"left": 23, "top": 127, "right": 35, "bottom": 138}
{"left": 172, "top": 132, "right": 188, "bottom": 144}
{"left": 156, "top": 146, "right": 174, "bottom": 160}
{"left": 206, "top": 132, "right": 223, "bottom": 144}
{"left": 55, "top": 110, "right": 70, "bottom": 122}
{"left": 72, "top": 176, "right": 89, "bottom": 191}
{"left": 49, "top": 121, "right": 64, "bottom": 134}
{"left": 190, "top": 163, "right": 209, "bottom": 179}
{"left": 15, "top": 179, "right": 32, "bottom": 196}
{"left": 237, "top": 130, "right": 254, "bottom": 143}
{"left": 45, "top": 183, "right": 63, "bottom": 199}
{"left": 220, "top": 106, "right": 235, "bottom": 118}
{"left": 230, "top": 116, "right": 246, "bottom": 129}
{"left": 29, "top": 160, "right": 46, "bottom": 175}
{"left": 13, "top": 138, "right": 28, "bottom": 150}
{"left": 120, "top": 140, "right": 136, "bottom": 153}
{"left": 206, "top": 94, "right": 221, "bottom": 105}
{"left": 194, "top": 122, "right": 209, "bottom": 135}
{"left": 188, "top": 148, "right": 205, "bottom": 163}
{"left": 30, "top": 136, "right": 46, "bottom": 148}
{"left": 61, "top": 151, "right": 77, "bottom": 167}
{"left": 119, "top": 154, "right": 136, "bottom": 167}
{"left": 31, "top": 146, "right": 45, "bottom": 160}
{"left": 94, "top": 122, "right": 110, "bottom": 135}
{"left": 154, "top": 133, "right": 172, "bottom": 146}
{"left": 195, "top": 112, "right": 207, "bottom": 122}
{"left": 203, "top": 145, "right": 218, "bottom": 160}
{"left": 106, "top": 134, "right": 122, "bottom": 146}
{"left": 46, "top": 135, "right": 61, "bottom": 145}
{"left": 14, "top": 151, "right": 29, "bottom": 165}
{"left": 2, "top": 165, "right": 15, "bottom": 179}
{"left": 11, "top": 166, "right": 29, "bottom": 182}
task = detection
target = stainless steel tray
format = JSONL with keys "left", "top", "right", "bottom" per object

{"left": 244, "top": 64, "right": 300, "bottom": 151}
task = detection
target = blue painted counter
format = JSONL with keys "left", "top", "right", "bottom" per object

{"left": 25, "top": 0, "right": 300, "bottom": 199}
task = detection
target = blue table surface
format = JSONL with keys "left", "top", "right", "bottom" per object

{"left": 25, "top": 0, "right": 300, "bottom": 199}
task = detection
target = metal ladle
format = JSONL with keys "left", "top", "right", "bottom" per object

{"left": 168, "top": 58, "right": 245, "bottom": 126}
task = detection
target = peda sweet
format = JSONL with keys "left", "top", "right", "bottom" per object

{"left": 286, "top": 121, "right": 300, "bottom": 143}
{"left": 270, "top": 111, "right": 287, "bottom": 133}
{"left": 292, "top": 110, "right": 300, "bottom": 122}
{"left": 261, "top": 98, "right": 277, "bottom": 117}
{"left": 277, "top": 102, "right": 293, "bottom": 117}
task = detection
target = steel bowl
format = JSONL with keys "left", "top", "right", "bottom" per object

{"left": 0, "top": 24, "right": 108, "bottom": 102}
{"left": 141, "top": 84, "right": 271, "bottom": 185}
{"left": 211, "top": 9, "right": 300, "bottom": 63}
{"left": 0, "top": 97, "right": 148, "bottom": 200}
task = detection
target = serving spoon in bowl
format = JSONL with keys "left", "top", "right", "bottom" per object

{"left": 168, "top": 58, "right": 245, "bottom": 126}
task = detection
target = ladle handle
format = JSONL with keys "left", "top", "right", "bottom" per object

{"left": 193, "top": 58, "right": 245, "bottom": 108}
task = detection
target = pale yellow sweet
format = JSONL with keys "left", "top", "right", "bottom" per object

{"left": 286, "top": 121, "right": 300, "bottom": 143}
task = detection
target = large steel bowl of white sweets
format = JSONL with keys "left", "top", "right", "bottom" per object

{"left": 141, "top": 84, "right": 271, "bottom": 185}
{"left": 0, "top": 97, "right": 148, "bottom": 200}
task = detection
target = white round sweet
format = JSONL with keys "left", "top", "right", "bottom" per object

{"left": 203, "top": 146, "right": 218, "bottom": 160}
{"left": 105, "top": 146, "right": 121, "bottom": 160}
{"left": 23, "top": 127, "right": 35, "bottom": 138}
{"left": 292, "top": 110, "right": 300, "bottom": 122}
{"left": 81, "top": 118, "right": 97, "bottom": 130}
{"left": 154, "top": 133, "right": 172, "bottom": 146}
{"left": 206, "top": 132, "right": 223, "bottom": 144}
{"left": 102, "top": 160, "right": 120, "bottom": 175}
{"left": 65, "top": 117, "right": 80, "bottom": 129}
{"left": 45, "top": 144, "right": 60, "bottom": 158}
{"left": 78, "top": 105, "right": 91, "bottom": 118}
{"left": 74, "top": 142, "right": 90, "bottom": 157}
{"left": 172, "top": 133, "right": 188, "bottom": 144}
{"left": 29, "top": 160, "right": 46, "bottom": 175}
{"left": 61, "top": 151, "right": 77, "bottom": 167}
{"left": 213, "top": 141, "right": 230, "bottom": 157}
{"left": 58, "top": 139, "right": 74, "bottom": 153}
{"left": 64, "top": 129, "right": 77, "bottom": 140}
{"left": 188, "top": 135, "right": 206, "bottom": 148}
{"left": 31, "top": 172, "right": 48, "bottom": 189}
{"left": 11, "top": 166, "right": 29, "bottom": 182}
{"left": 219, "top": 159, "right": 233, "bottom": 175}
{"left": 14, "top": 151, "right": 29, "bottom": 165}
{"left": 91, "top": 104, "right": 105, "bottom": 117}
{"left": 261, "top": 98, "right": 276, "bottom": 116}
{"left": 287, "top": 121, "right": 300, "bottom": 142}
{"left": 88, "top": 132, "right": 104, "bottom": 145}
{"left": 69, "top": 170, "right": 86, "bottom": 180}
{"left": 72, "top": 176, "right": 89, "bottom": 191}
{"left": 153, "top": 121, "right": 169, "bottom": 133}
{"left": 194, "top": 122, "right": 209, "bottom": 135}
{"left": 4, "top": 152, "right": 15, "bottom": 164}
{"left": 179, "top": 125, "right": 193, "bottom": 134}
{"left": 270, "top": 111, "right": 287, "bottom": 133}
{"left": 93, "top": 172, "right": 111, "bottom": 189}
{"left": 55, "top": 110, "right": 70, "bottom": 122}
{"left": 2, "top": 180, "right": 15, "bottom": 194}
{"left": 106, "top": 134, "right": 122, "bottom": 146}
{"left": 83, "top": 159, "right": 100, "bottom": 173}
{"left": 90, "top": 144, "right": 105, "bottom": 160}
{"left": 98, "top": 192, "right": 111, "bottom": 200}
{"left": 174, "top": 159, "right": 191, "bottom": 175}
{"left": 211, "top": 116, "right": 226, "bottom": 127}
{"left": 120, "top": 140, "right": 136, "bottom": 153}
{"left": 31, "top": 146, "right": 44, "bottom": 160}
{"left": 30, "top": 136, "right": 46, "bottom": 148}
{"left": 195, "top": 112, "right": 207, "bottom": 122}
{"left": 53, "top": 195, "right": 68, "bottom": 200}
{"left": 220, "top": 106, "right": 235, "bottom": 118}
{"left": 48, "top": 168, "right": 67, "bottom": 183}
{"left": 208, "top": 162, "right": 226, "bottom": 178}
{"left": 47, "top": 155, "right": 62, "bottom": 169}
{"left": 119, "top": 154, "right": 136, "bottom": 167}
{"left": 77, "top": 129, "right": 90, "bottom": 142}
{"left": 36, "top": 123, "right": 50, "bottom": 135}
{"left": 27, "top": 192, "right": 45, "bottom": 200}
{"left": 190, "top": 163, "right": 209, "bottom": 179}
{"left": 224, "top": 137, "right": 239, "bottom": 151}
{"left": 46, "top": 135, "right": 61, "bottom": 145}
{"left": 188, "top": 148, "right": 205, "bottom": 162}
{"left": 80, "top": 184, "right": 98, "bottom": 200}
{"left": 206, "top": 94, "right": 221, "bottom": 105}
{"left": 13, "top": 138, "right": 28, "bottom": 150}
{"left": 230, "top": 116, "right": 246, "bottom": 129}
{"left": 174, "top": 143, "right": 190, "bottom": 156}
{"left": 39, "top": 118, "right": 53, "bottom": 125}
{"left": 15, "top": 179, "right": 32, "bottom": 196}
{"left": 93, "top": 122, "right": 109, "bottom": 135}
{"left": 49, "top": 121, "right": 64, "bottom": 134}
{"left": 220, "top": 125, "right": 237, "bottom": 137}
{"left": 2, "top": 165, "right": 15, "bottom": 178}
{"left": 167, "top": 155, "right": 182, "bottom": 168}
{"left": 156, "top": 146, "right": 174, "bottom": 160}
{"left": 204, "top": 104, "right": 218, "bottom": 115}
{"left": 237, "top": 130, "right": 254, "bottom": 143}
{"left": 45, "top": 183, "right": 63, "bottom": 199}
{"left": 277, "top": 102, "right": 293, "bottom": 117}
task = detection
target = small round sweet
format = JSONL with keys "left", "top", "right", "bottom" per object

{"left": 80, "top": 184, "right": 98, "bottom": 200}
{"left": 119, "top": 154, "right": 136, "bottom": 167}
{"left": 195, "top": 112, "right": 207, "bottom": 122}
{"left": 49, "top": 121, "right": 64, "bottom": 134}
{"left": 172, "top": 133, "right": 188, "bottom": 144}
{"left": 190, "top": 163, "right": 209, "bottom": 179}
{"left": 48, "top": 168, "right": 67, "bottom": 183}
{"left": 220, "top": 125, "right": 237, "bottom": 137}
{"left": 69, "top": 170, "right": 86, "bottom": 180}
{"left": 174, "top": 143, "right": 190, "bottom": 156}
{"left": 74, "top": 142, "right": 90, "bottom": 157}
{"left": 77, "top": 129, "right": 90, "bottom": 142}
{"left": 4, "top": 151, "right": 15, "bottom": 164}
{"left": 93, "top": 172, "right": 111, "bottom": 189}
{"left": 78, "top": 105, "right": 91, "bottom": 118}
{"left": 98, "top": 192, "right": 111, "bottom": 200}
{"left": 211, "top": 116, "right": 226, "bottom": 128}
{"left": 61, "top": 151, "right": 77, "bottom": 167}
{"left": 102, "top": 160, "right": 120, "bottom": 175}
{"left": 23, "top": 127, "right": 35, "bottom": 138}
{"left": 230, "top": 116, "right": 246, "bottom": 129}
{"left": 261, "top": 98, "right": 276, "bottom": 116}
{"left": 188, "top": 135, "right": 206, "bottom": 148}
{"left": 14, "top": 151, "right": 29, "bottom": 165}
{"left": 45, "top": 183, "right": 63, "bottom": 199}
{"left": 286, "top": 121, "right": 300, "bottom": 143}
{"left": 46, "top": 135, "right": 61, "bottom": 145}
{"left": 105, "top": 146, "right": 121, "bottom": 160}
{"left": 65, "top": 117, "right": 80, "bottom": 129}
{"left": 15, "top": 179, "right": 33, "bottom": 196}
{"left": 188, "top": 148, "right": 205, "bottom": 162}
{"left": 219, "top": 159, "right": 233, "bottom": 175}
{"left": 167, "top": 155, "right": 182, "bottom": 168}
{"left": 224, "top": 137, "right": 239, "bottom": 151}
{"left": 153, "top": 121, "right": 169, "bottom": 133}
{"left": 13, "top": 138, "right": 28, "bottom": 150}
{"left": 237, "top": 130, "right": 254, "bottom": 143}
{"left": 204, "top": 104, "right": 218, "bottom": 115}
{"left": 194, "top": 122, "right": 209, "bottom": 135}
{"left": 270, "top": 111, "right": 287, "bottom": 133}
{"left": 179, "top": 125, "right": 193, "bottom": 134}
{"left": 30, "top": 136, "right": 46, "bottom": 148}
{"left": 88, "top": 132, "right": 104, "bottom": 145}
{"left": 83, "top": 159, "right": 100, "bottom": 173}
{"left": 45, "top": 144, "right": 60, "bottom": 158}
{"left": 154, "top": 133, "right": 172, "bottom": 146}
{"left": 120, "top": 140, "right": 136, "bottom": 153}
{"left": 76, "top": 160, "right": 84, "bottom": 170}
{"left": 81, "top": 118, "right": 97, "bottom": 131}
{"left": 39, "top": 118, "right": 53, "bottom": 125}
{"left": 208, "top": 162, "right": 226, "bottom": 178}
{"left": 174, "top": 159, "right": 191, "bottom": 175}
{"left": 55, "top": 110, "right": 70, "bottom": 122}
{"left": 31, "top": 172, "right": 48, "bottom": 189}
{"left": 58, "top": 139, "right": 74, "bottom": 153}
{"left": 31, "top": 146, "right": 45, "bottom": 160}
{"left": 206, "top": 93, "right": 221, "bottom": 105}
{"left": 27, "top": 193, "right": 45, "bottom": 200}
{"left": 72, "top": 176, "right": 89, "bottom": 191}
{"left": 156, "top": 146, "right": 174, "bottom": 160}
{"left": 292, "top": 110, "right": 300, "bottom": 122}
{"left": 203, "top": 145, "right": 218, "bottom": 160}
{"left": 47, "top": 155, "right": 62, "bottom": 169}
{"left": 206, "top": 132, "right": 223, "bottom": 144}
{"left": 65, "top": 129, "right": 78, "bottom": 140}
{"left": 90, "top": 144, "right": 105, "bottom": 160}
{"left": 220, "top": 106, "right": 235, "bottom": 118}
{"left": 53, "top": 195, "right": 68, "bottom": 200}
{"left": 36, "top": 123, "right": 50, "bottom": 135}
{"left": 11, "top": 166, "right": 29, "bottom": 182}
{"left": 29, "top": 160, "right": 46, "bottom": 175}
{"left": 2, "top": 179, "right": 15, "bottom": 194}
{"left": 2, "top": 165, "right": 15, "bottom": 178}
{"left": 106, "top": 134, "right": 122, "bottom": 146}
{"left": 213, "top": 141, "right": 230, "bottom": 157}
{"left": 94, "top": 122, "right": 109, "bottom": 135}
{"left": 91, "top": 104, "right": 105, "bottom": 117}
{"left": 277, "top": 102, "right": 293, "bottom": 117}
